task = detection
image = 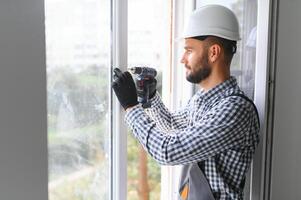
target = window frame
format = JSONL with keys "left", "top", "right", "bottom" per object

{"left": 111, "top": 0, "right": 272, "bottom": 199}
{"left": 111, "top": 0, "right": 128, "bottom": 200}
{"left": 250, "top": 0, "right": 273, "bottom": 200}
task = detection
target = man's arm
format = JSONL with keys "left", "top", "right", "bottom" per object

{"left": 143, "top": 92, "right": 191, "bottom": 132}
{"left": 125, "top": 96, "right": 259, "bottom": 165}
{"left": 127, "top": 92, "right": 191, "bottom": 132}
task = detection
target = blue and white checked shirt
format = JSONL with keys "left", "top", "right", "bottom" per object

{"left": 125, "top": 77, "right": 260, "bottom": 199}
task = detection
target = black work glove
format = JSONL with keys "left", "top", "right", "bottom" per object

{"left": 112, "top": 68, "right": 138, "bottom": 110}
{"left": 147, "top": 77, "right": 157, "bottom": 99}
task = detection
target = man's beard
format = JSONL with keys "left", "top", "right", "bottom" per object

{"left": 186, "top": 54, "right": 211, "bottom": 84}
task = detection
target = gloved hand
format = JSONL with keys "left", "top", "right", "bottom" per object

{"left": 147, "top": 77, "right": 157, "bottom": 99}
{"left": 112, "top": 68, "right": 138, "bottom": 110}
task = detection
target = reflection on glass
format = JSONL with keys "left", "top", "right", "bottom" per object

{"left": 45, "top": 0, "right": 110, "bottom": 199}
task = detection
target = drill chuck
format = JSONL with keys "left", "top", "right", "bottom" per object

{"left": 129, "top": 67, "right": 157, "bottom": 78}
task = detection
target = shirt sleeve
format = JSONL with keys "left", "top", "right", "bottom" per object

{"left": 143, "top": 92, "right": 190, "bottom": 132}
{"left": 125, "top": 97, "right": 254, "bottom": 166}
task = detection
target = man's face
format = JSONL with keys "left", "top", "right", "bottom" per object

{"left": 180, "top": 38, "right": 211, "bottom": 84}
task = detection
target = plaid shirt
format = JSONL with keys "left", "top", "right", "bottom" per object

{"left": 125, "top": 77, "right": 260, "bottom": 199}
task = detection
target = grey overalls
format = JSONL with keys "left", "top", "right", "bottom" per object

{"left": 178, "top": 94, "right": 259, "bottom": 200}
{"left": 178, "top": 163, "right": 215, "bottom": 200}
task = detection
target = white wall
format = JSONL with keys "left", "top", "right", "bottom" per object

{"left": 270, "top": 0, "right": 301, "bottom": 199}
{"left": 0, "top": 0, "right": 47, "bottom": 199}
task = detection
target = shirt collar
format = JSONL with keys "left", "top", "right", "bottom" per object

{"left": 196, "top": 76, "right": 238, "bottom": 103}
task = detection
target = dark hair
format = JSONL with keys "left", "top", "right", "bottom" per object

{"left": 192, "top": 35, "right": 237, "bottom": 65}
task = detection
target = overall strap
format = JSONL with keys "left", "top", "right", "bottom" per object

{"left": 225, "top": 93, "right": 260, "bottom": 128}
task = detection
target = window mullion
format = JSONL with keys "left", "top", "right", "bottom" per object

{"left": 111, "top": 0, "right": 128, "bottom": 199}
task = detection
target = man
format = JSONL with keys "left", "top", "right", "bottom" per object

{"left": 112, "top": 5, "right": 260, "bottom": 200}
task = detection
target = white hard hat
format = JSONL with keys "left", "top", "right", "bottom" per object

{"left": 182, "top": 5, "right": 241, "bottom": 41}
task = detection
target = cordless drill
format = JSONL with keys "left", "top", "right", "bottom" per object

{"left": 129, "top": 67, "right": 157, "bottom": 108}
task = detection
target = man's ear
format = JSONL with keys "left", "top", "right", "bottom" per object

{"left": 208, "top": 44, "right": 221, "bottom": 63}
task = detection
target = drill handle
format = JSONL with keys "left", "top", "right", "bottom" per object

{"left": 136, "top": 79, "right": 151, "bottom": 108}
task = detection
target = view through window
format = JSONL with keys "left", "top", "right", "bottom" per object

{"left": 45, "top": 0, "right": 111, "bottom": 199}
{"left": 127, "top": 0, "right": 170, "bottom": 199}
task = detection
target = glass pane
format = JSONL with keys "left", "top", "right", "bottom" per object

{"left": 197, "top": 0, "right": 258, "bottom": 99}
{"left": 128, "top": 0, "right": 170, "bottom": 199}
{"left": 45, "top": 0, "right": 111, "bottom": 199}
